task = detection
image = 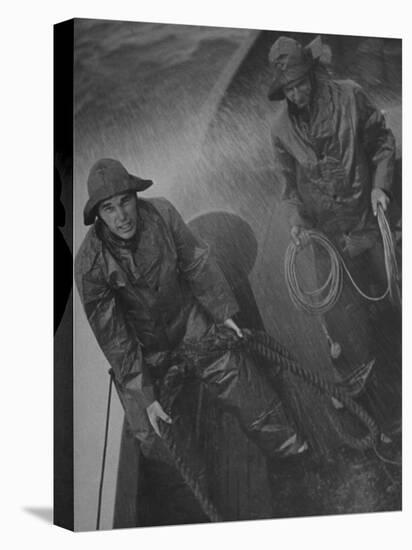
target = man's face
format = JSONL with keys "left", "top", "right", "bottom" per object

{"left": 97, "top": 192, "right": 138, "bottom": 239}
{"left": 283, "top": 75, "right": 312, "bottom": 109}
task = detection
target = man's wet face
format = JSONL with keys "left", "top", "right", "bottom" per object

{"left": 98, "top": 192, "right": 138, "bottom": 239}
{"left": 283, "top": 75, "right": 312, "bottom": 109}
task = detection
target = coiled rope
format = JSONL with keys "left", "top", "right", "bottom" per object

{"left": 159, "top": 367, "right": 222, "bottom": 523}
{"left": 284, "top": 205, "right": 400, "bottom": 315}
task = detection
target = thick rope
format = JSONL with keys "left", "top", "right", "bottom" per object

{"left": 244, "top": 331, "right": 379, "bottom": 451}
{"left": 106, "top": 367, "right": 222, "bottom": 523}
{"left": 159, "top": 424, "right": 222, "bottom": 522}
{"left": 284, "top": 205, "right": 400, "bottom": 314}
{"left": 172, "top": 329, "right": 381, "bottom": 451}
{"left": 158, "top": 366, "right": 222, "bottom": 522}
{"left": 100, "top": 327, "right": 387, "bottom": 525}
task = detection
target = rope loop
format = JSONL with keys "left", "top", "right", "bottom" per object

{"left": 284, "top": 205, "right": 400, "bottom": 314}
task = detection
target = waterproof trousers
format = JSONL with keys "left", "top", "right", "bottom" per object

{"left": 315, "top": 238, "right": 401, "bottom": 428}
{"left": 144, "top": 304, "right": 299, "bottom": 459}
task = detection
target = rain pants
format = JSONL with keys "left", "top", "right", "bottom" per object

{"left": 75, "top": 197, "right": 295, "bottom": 455}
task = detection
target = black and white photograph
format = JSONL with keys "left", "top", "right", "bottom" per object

{"left": 53, "top": 15, "right": 402, "bottom": 533}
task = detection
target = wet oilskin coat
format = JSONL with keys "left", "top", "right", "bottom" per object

{"left": 271, "top": 72, "right": 395, "bottom": 244}
{"left": 75, "top": 198, "right": 294, "bottom": 453}
{"left": 76, "top": 198, "right": 235, "bottom": 440}
{"left": 270, "top": 72, "right": 400, "bottom": 423}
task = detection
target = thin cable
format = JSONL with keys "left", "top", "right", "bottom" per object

{"left": 96, "top": 375, "right": 113, "bottom": 530}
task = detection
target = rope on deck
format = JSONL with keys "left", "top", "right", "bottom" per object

{"left": 99, "top": 327, "right": 385, "bottom": 527}
{"left": 174, "top": 329, "right": 380, "bottom": 451}
{"left": 159, "top": 365, "right": 223, "bottom": 523}
{"left": 245, "top": 330, "right": 379, "bottom": 451}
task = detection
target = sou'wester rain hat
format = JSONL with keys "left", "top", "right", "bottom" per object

{"left": 267, "top": 35, "right": 324, "bottom": 101}
{"left": 83, "top": 158, "right": 153, "bottom": 225}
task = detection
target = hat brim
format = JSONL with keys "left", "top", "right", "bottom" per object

{"left": 267, "top": 38, "right": 323, "bottom": 102}
{"left": 83, "top": 175, "right": 153, "bottom": 225}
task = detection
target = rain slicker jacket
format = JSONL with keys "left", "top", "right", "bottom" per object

{"left": 76, "top": 197, "right": 300, "bottom": 455}
{"left": 75, "top": 198, "right": 240, "bottom": 441}
{"left": 271, "top": 74, "right": 396, "bottom": 244}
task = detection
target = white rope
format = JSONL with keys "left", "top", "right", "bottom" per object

{"left": 376, "top": 204, "right": 400, "bottom": 303}
{"left": 284, "top": 205, "right": 400, "bottom": 315}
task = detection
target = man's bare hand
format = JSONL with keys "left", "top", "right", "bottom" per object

{"left": 223, "top": 318, "right": 243, "bottom": 338}
{"left": 146, "top": 400, "right": 172, "bottom": 437}
{"left": 371, "top": 188, "right": 390, "bottom": 216}
{"left": 291, "top": 225, "right": 311, "bottom": 248}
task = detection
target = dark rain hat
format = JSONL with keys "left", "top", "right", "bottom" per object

{"left": 267, "top": 36, "right": 323, "bottom": 101}
{"left": 83, "top": 158, "right": 153, "bottom": 225}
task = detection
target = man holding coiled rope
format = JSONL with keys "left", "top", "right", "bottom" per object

{"left": 268, "top": 36, "right": 400, "bottom": 429}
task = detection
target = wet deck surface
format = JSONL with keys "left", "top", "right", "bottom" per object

{"left": 130, "top": 399, "right": 401, "bottom": 527}
{"left": 270, "top": 439, "right": 402, "bottom": 520}
{"left": 116, "top": 290, "right": 402, "bottom": 527}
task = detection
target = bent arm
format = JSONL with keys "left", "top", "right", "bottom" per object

{"left": 355, "top": 86, "right": 396, "bottom": 196}
{"left": 77, "top": 269, "right": 154, "bottom": 410}
{"left": 272, "top": 134, "right": 311, "bottom": 229}
{"left": 166, "top": 201, "right": 239, "bottom": 323}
